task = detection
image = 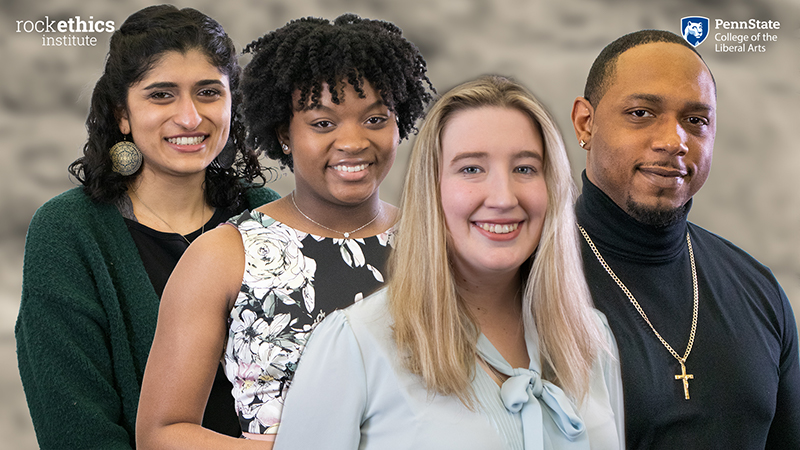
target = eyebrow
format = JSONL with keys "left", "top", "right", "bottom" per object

{"left": 448, "top": 150, "right": 543, "bottom": 165}
{"left": 141, "top": 79, "right": 225, "bottom": 90}
{"left": 304, "top": 99, "right": 386, "bottom": 113}
{"left": 626, "top": 93, "right": 714, "bottom": 113}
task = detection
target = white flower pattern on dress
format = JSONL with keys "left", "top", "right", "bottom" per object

{"left": 224, "top": 211, "right": 394, "bottom": 436}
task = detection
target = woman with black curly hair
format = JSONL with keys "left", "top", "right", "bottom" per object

{"left": 15, "top": 5, "right": 279, "bottom": 449}
{"left": 137, "top": 14, "right": 434, "bottom": 448}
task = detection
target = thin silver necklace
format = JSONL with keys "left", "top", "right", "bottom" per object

{"left": 130, "top": 188, "right": 206, "bottom": 245}
{"left": 291, "top": 191, "right": 381, "bottom": 239}
{"left": 578, "top": 224, "right": 698, "bottom": 400}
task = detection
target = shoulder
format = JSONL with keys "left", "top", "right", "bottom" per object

{"left": 187, "top": 221, "right": 245, "bottom": 261}
{"left": 171, "top": 224, "right": 245, "bottom": 304}
{"left": 26, "top": 187, "right": 127, "bottom": 249}
{"left": 342, "top": 289, "right": 392, "bottom": 326}
{"left": 311, "top": 290, "right": 393, "bottom": 349}
{"left": 226, "top": 209, "right": 290, "bottom": 238}
{"left": 243, "top": 186, "right": 281, "bottom": 209}
{"left": 687, "top": 222, "right": 781, "bottom": 286}
{"left": 687, "top": 222, "right": 764, "bottom": 265}
{"left": 30, "top": 188, "right": 106, "bottom": 226}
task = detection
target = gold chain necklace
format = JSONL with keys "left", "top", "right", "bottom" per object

{"left": 578, "top": 225, "right": 698, "bottom": 400}
{"left": 130, "top": 189, "right": 206, "bottom": 245}
{"left": 291, "top": 191, "right": 381, "bottom": 239}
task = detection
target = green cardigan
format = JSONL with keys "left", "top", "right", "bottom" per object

{"left": 15, "top": 186, "right": 280, "bottom": 449}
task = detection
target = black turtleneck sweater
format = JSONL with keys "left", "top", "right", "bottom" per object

{"left": 576, "top": 173, "right": 799, "bottom": 449}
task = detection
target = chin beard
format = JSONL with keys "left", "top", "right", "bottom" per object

{"left": 625, "top": 198, "right": 689, "bottom": 228}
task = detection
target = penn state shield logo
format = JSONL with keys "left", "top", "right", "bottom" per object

{"left": 681, "top": 16, "right": 709, "bottom": 47}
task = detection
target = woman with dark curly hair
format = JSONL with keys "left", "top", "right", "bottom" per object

{"left": 137, "top": 14, "right": 434, "bottom": 448}
{"left": 15, "top": 5, "right": 279, "bottom": 449}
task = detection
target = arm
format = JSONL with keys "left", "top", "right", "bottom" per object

{"left": 765, "top": 288, "right": 800, "bottom": 449}
{"left": 15, "top": 197, "right": 147, "bottom": 449}
{"left": 273, "top": 311, "right": 367, "bottom": 450}
{"left": 135, "top": 225, "right": 267, "bottom": 449}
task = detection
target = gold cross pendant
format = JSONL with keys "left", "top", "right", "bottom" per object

{"left": 675, "top": 362, "right": 694, "bottom": 400}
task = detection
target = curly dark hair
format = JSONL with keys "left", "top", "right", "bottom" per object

{"left": 584, "top": 29, "right": 715, "bottom": 107}
{"left": 68, "top": 4, "right": 264, "bottom": 207}
{"left": 241, "top": 13, "right": 435, "bottom": 171}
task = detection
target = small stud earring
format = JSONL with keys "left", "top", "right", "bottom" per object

{"left": 579, "top": 139, "right": 586, "bottom": 149}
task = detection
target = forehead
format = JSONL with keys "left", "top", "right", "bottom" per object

{"left": 603, "top": 42, "right": 716, "bottom": 109}
{"left": 291, "top": 79, "right": 382, "bottom": 109}
{"left": 441, "top": 106, "right": 543, "bottom": 156}
{"left": 138, "top": 49, "right": 226, "bottom": 84}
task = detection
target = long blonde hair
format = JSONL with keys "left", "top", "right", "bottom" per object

{"left": 388, "top": 75, "right": 605, "bottom": 405}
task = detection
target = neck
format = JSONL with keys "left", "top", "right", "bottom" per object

{"left": 576, "top": 171, "right": 689, "bottom": 262}
{"left": 458, "top": 268, "right": 529, "bottom": 370}
{"left": 128, "top": 169, "right": 211, "bottom": 234}
{"left": 291, "top": 188, "right": 385, "bottom": 235}
{"left": 457, "top": 268, "right": 522, "bottom": 316}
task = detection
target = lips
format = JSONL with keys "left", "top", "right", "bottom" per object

{"left": 475, "top": 221, "right": 521, "bottom": 234}
{"left": 637, "top": 164, "right": 690, "bottom": 189}
{"left": 331, "top": 163, "right": 369, "bottom": 173}
{"left": 166, "top": 135, "right": 207, "bottom": 146}
{"left": 638, "top": 165, "right": 688, "bottom": 177}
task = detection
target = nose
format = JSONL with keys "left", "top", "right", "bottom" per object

{"left": 173, "top": 97, "right": 202, "bottom": 130}
{"left": 484, "top": 171, "right": 519, "bottom": 210}
{"left": 652, "top": 117, "right": 689, "bottom": 156}
{"left": 335, "top": 122, "right": 369, "bottom": 153}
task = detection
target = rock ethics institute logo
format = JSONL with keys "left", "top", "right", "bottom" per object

{"left": 15, "top": 15, "right": 115, "bottom": 47}
{"left": 681, "top": 16, "right": 710, "bottom": 47}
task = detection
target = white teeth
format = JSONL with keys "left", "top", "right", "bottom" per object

{"left": 332, "top": 163, "right": 369, "bottom": 173}
{"left": 479, "top": 223, "right": 519, "bottom": 234}
{"left": 167, "top": 136, "right": 205, "bottom": 145}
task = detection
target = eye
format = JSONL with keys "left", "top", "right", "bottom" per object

{"left": 687, "top": 116, "right": 708, "bottom": 126}
{"left": 630, "top": 109, "right": 654, "bottom": 118}
{"left": 198, "top": 88, "right": 222, "bottom": 98}
{"left": 365, "top": 116, "right": 388, "bottom": 126}
{"left": 514, "top": 166, "right": 538, "bottom": 175}
{"left": 148, "top": 91, "right": 173, "bottom": 100}
{"left": 460, "top": 166, "right": 482, "bottom": 175}
{"left": 312, "top": 120, "right": 335, "bottom": 129}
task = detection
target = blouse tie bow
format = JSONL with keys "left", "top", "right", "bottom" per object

{"left": 478, "top": 335, "right": 589, "bottom": 450}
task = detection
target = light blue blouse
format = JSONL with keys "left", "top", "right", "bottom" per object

{"left": 274, "top": 290, "right": 624, "bottom": 450}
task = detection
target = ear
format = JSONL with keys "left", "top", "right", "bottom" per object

{"left": 117, "top": 108, "right": 131, "bottom": 135}
{"left": 276, "top": 124, "right": 290, "bottom": 154}
{"left": 571, "top": 97, "right": 594, "bottom": 150}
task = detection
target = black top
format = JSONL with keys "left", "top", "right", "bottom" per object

{"left": 576, "top": 172, "right": 800, "bottom": 449}
{"left": 123, "top": 201, "right": 244, "bottom": 437}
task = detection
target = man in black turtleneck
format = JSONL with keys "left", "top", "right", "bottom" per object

{"left": 570, "top": 30, "right": 799, "bottom": 449}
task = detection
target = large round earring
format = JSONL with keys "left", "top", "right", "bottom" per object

{"left": 109, "top": 137, "right": 142, "bottom": 176}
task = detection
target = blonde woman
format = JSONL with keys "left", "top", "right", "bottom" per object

{"left": 274, "top": 75, "right": 624, "bottom": 449}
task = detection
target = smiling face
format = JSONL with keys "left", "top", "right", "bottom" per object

{"left": 584, "top": 42, "right": 716, "bottom": 225}
{"left": 281, "top": 80, "right": 399, "bottom": 209}
{"left": 440, "top": 106, "right": 548, "bottom": 281}
{"left": 118, "top": 48, "right": 231, "bottom": 179}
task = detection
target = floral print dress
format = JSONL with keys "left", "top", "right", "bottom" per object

{"left": 223, "top": 210, "right": 394, "bottom": 437}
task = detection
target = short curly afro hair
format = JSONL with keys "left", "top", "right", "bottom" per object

{"left": 242, "top": 13, "right": 435, "bottom": 171}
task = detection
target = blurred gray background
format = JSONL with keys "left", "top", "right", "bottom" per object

{"left": 2, "top": 0, "right": 798, "bottom": 447}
